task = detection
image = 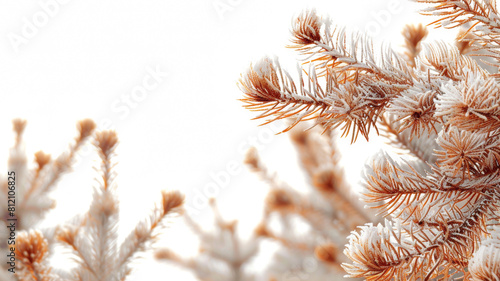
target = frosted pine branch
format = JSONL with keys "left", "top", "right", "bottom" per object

{"left": 238, "top": 6, "right": 500, "bottom": 280}
{"left": 1, "top": 120, "right": 184, "bottom": 281}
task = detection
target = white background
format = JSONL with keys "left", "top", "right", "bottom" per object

{"left": 0, "top": 0, "right": 455, "bottom": 279}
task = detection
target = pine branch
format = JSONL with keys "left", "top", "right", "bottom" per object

{"left": 84, "top": 131, "right": 120, "bottom": 281}
{"left": 158, "top": 199, "right": 260, "bottom": 281}
{"left": 1, "top": 120, "right": 186, "bottom": 281}
{"left": 289, "top": 11, "right": 414, "bottom": 85}
{"left": 386, "top": 83, "right": 440, "bottom": 139}
{"left": 436, "top": 127, "right": 500, "bottom": 177}
{"left": 289, "top": 126, "right": 373, "bottom": 224}
{"left": 420, "top": 42, "right": 488, "bottom": 81}
{"left": 401, "top": 23, "right": 429, "bottom": 68}
{"left": 363, "top": 153, "right": 498, "bottom": 221}
{"left": 18, "top": 119, "right": 96, "bottom": 227}
{"left": 417, "top": 0, "right": 500, "bottom": 29}
{"left": 239, "top": 57, "right": 401, "bottom": 142}
{"left": 378, "top": 114, "right": 440, "bottom": 165}
{"left": 416, "top": 0, "right": 500, "bottom": 65}
{"left": 117, "top": 191, "right": 183, "bottom": 279}
{"left": 436, "top": 74, "right": 500, "bottom": 133}
{"left": 236, "top": 5, "right": 500, "bottom": 280}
